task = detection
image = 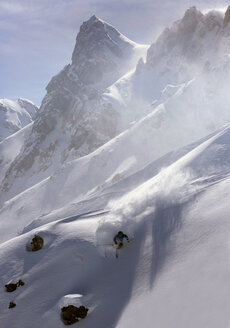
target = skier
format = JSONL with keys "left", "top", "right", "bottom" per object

{"left": 113, "top": 231, "right": 129, "bottom": 257}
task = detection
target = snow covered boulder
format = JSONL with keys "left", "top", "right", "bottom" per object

{"left": 61, "top": 305, "right": 88, "bottom": 325}
{"left": 27, "top": 234, "right": 44, "bottom": 252}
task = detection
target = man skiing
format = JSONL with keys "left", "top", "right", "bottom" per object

{"left": 113, "top": 231, "right": 129, "bottom": 257}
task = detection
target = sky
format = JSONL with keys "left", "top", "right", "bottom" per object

{"left": 1, "top": 0, "right": 229, "bottom": 105}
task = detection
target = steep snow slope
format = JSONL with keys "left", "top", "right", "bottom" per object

{"left": 116, "top": 132, "right": 230, "bottom": 327}
{"left": 2, "top": 59, "right": 230, "bottom": 209}
{"left": 0, "top": 99, "right": 37, "bottom": 141}
{"left": 0, "top": 83, "right": 228, "bottom": 240}
{"left": 117, "top": 177, "right": 230, "bottom": 328}
{"left": 0, "top": 15, "right": 148, "bottom": 199}
{"left": 0, "top": 123, "right": 33, "bottom": 185}
{"left": 0, "top": 124, "right": 230, "bottom": 327}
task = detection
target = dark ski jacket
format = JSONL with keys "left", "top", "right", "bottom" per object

{"left": 113, "top": 232, "right": 129, "bottom": 245}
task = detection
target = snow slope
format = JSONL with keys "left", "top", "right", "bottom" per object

{"left": 1, "top": 7, "right": 230, "bottom": 328}
{"left": 0, "top": 123, "right": 33, "bottom": 185}
{"left": 2, "top": 63, "right": 230, "bottom": 207}
{"left": 0, "top": 99, "right": 37, "bottom": 141}
{"left": 117, "top": 176, "right": 230, "bottom": 328}
{"left": 0, "top": 124, "right": 230, "bottom": 327}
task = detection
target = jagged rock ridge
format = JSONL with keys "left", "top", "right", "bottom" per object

{"left": 146, "top": 6, "right": 227, "bottom": 68}
{"left": 0, "top": 15, "right": 147, "bottom": 200}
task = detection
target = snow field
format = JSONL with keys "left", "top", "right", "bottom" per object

{"left": 1, "top": 122, "right": 230, "bottom": 327}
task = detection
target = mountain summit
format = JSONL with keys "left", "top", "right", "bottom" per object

{"left": 146, "top": 6, "right": 226, "bottom": 67}
{"left": 71, "top": 15, "right": 140, "bottom": 85}
{"left": 0, "top": 16, "right": 147, "bottom": 201}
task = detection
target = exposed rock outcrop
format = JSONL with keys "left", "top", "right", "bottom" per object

{"left": 5, "top": 280, "right": 25, "bottom": 292}
{"left": 147, "top": 6, "right": 224, "bottom": 67}
{"left": 61, "top": 305, "right": 88, "bottom": 325}
{"left": 224, "top": 6, "right": 230, "bottom": 28}
{"left": 27, "top": 234, "right": 44, "bottom": 252}
{"left": 9, "top": 302, "right": 16, "bottom": 309}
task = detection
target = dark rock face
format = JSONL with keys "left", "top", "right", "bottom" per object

{"left": 71, "top": 15, "right": 134, "bottom": 85}
{"left": 5, "top": 280, "right": 25, "bottom": 292}
{"left": 61, "top": 305, "right": 88, "bottom": 325}
{"left": 18, "top": 279, "right": 25, "bottom": 287}
{"left": 9, "top": 302, "right": 16, "bottom": 309}
{"left": 224, "top": 6, "right": 230, "bottom": 28}
{"left": 30, "top": 234, "right": 44, "bottom": 251}
{"left": 5, "top": 283, "right": 17, "bottom": 293}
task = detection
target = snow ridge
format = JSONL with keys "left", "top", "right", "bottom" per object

{"left": 0, "top": 98, "right": 37, "bottom": 141}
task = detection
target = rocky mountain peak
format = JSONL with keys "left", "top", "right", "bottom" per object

{"left": 73, "top": 15, "right": 106, "bottom": 47}
{"left": 183, "top": 6, "right": 203, "bottom": 19}
{"left": 47, "top": 15, "right": 142, "bottom": 94}
{"left": 177, "top": 6, "right": 204, "bottom": 34}
{"left": 0, "top": 15, "right": 148, "bottom": 200}
{"left": 71, "top": 15, "right": 137, "bottom": 85}
{"left": 146, "top": 6, "right": 225, "bottom": 67}
{"left": 78, "top": 14, "right": 104, "bottom": 32}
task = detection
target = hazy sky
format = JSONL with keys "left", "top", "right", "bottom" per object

{"left": 1, "top": 0, "right": 229, "bottom": 105}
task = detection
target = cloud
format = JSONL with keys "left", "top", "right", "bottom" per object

{"left": 203, "top": 5, "right": 228, "bottom": 14}
{"left": 0, "top": 1, "right": 26, "bottom": 14}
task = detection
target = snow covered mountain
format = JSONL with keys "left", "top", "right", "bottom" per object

{"left": 104, "top": 6, "right": 230, "bottom": 114}
{"left": 1, "top": 6, "right": 230, "bottom": 328}
{"left": 0, "top": 15, "right": 147, "bottom": 199}
{"left": 3, "top": 8, "right": 230, "bottom": 203}
{"left": 0, "top": 98, "right": 37, "bottom": 141}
